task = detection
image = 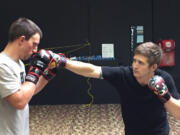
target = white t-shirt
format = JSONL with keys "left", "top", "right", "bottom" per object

{"left": 0, "top": 52, "right": 29, "bottom": 135}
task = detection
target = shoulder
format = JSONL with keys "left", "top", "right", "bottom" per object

{"left": 0, "top": 53, "right": 13, "bottom": 66}
{"left": 155, "top": 68, "right": 175, "bottom": 88}
{"left": 102, "top": 66, "right": 130, "bottom": 73}
{"left": 101, "top": 66, "right": 131, "bottom": 79}
{"left": 0, "top": 53, "right": 13, "bottom": 73}
{"left": 155, "top": 68, "right": 172, "bottom": 79}
{"left": 0, "top": 53, "right": 6, "bottom": 64}
{"left": 0, "top": 54, "right": 25, "bottom": 76}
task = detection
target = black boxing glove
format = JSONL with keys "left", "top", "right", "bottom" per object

{"left": 42, "top": 51, "right": 59, "bottom": 80}
{"left": 148, "top": 75, "right": 171, "bottom": 103}
{"left": 25, "top": 49, "right": 52, "bottom": 84}
{"left": 42, "top": 52, "right": 67, "bottom": 80}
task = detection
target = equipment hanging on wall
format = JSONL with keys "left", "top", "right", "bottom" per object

{"left": 130, "top": 25, "right": 144, "bottom": 65}
{"left": 157, "top": 39, "right": 175, "bottom": 67}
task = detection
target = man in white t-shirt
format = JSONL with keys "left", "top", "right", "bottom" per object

{"left": 0, "top": 17, "right": 56, "bottom": 135}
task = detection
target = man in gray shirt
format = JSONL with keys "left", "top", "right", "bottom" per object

{"left": 0, "top": 18, "right": 55, "bottom": 135}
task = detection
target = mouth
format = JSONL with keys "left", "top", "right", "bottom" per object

{"left": 133, "top": 70, "right": 140, "bottom": 76}
{"left": 133, "top": 69, "right": 138, "bottom": 74}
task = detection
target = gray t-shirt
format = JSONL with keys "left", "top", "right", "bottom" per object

{"left": 0, "top": 52, "right": 29, "bottom": 135}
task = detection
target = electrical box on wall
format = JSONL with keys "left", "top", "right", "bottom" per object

{"left": 157, "top": 39, "right": 175, "bottom": 67}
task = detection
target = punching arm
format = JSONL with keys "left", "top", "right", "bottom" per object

{"left": 65, "top": 59, "right": 102, "bottom": 79}
{"left": 44, "top": 51, "right": 102, "bottom": 79}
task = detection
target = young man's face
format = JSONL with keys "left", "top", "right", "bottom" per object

{"left": 132, "top": 54, "right": 155, "bottom": 79}
{"left": 20, "top": 33, "right": 40, "bottom": 60}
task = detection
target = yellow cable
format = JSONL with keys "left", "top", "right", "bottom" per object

{"left": 26, "top": 41, "right": 94, "bottom": 107}
{"left": 81, "top": 42, "right": 94, "bottom": 108}
{"left": 81, "top": 77, "right": 94, "bottom": 108}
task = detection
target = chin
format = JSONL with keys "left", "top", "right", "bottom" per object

{"left": 133, "top": 74, "right": 138, "bottom": 78}
{"left": 22, "top": 55, "right": 30, "bottom": 61}
{"left": 133, "top": 71, "right": 138, "bottom": 76}
{"left": 133, "top": 72, "right": 142, "bottom": 79}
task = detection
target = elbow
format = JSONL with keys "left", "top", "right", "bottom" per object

{"left": 12, "top": 96, "right": 27, "bottom": 110}
{"left": 6, "top": 89, "right": 30, "bottom": 110}
{"left": 175, "top": 115, "right": 180, "bottom": 120}
{"left": 6, "top": 95, "right": 27, "bottom": 110}
{"left": 15, "top": 104, "right": 26, "bottom": 110}
{"left": 12, "top": 101, "right": 27, "bottom": 110}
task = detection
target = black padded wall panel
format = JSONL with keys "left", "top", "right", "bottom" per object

{"left": 153, "top": 0, "right": 180, "bottom": 91}
{"left": 4, "top": 0, "right": 180, "bottom": 104}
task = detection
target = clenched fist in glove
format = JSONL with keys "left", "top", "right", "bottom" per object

{"left": 25, "top": 49, "right": 52, "bottom": 84}
{"left": 42, "top": 52, "right": 67, "bottom": 80}
{"left": 148, "top": 75, "right": 171, "bottom": 103}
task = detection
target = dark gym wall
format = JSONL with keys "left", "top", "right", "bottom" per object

{"left": 153, "top": 0, "right": 180, "bottom": 89}
{"left": 83, "top": 0, "right": 153, "bottom": 104}
{"left": 0, "top": 0, "right": 179, "bottom": 104}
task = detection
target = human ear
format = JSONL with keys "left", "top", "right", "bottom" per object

{"left": 18, "top": 36, "right": 26, "bottom": 45}
{"left": 152, "top": 64, "right": 158, "bottom": 72}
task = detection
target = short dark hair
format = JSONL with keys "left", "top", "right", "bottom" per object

{"left": 134, "top": 42, "right": 162, "bottom": 67}
{"left": 8, "top": 17, "right": 43, "bottom": 42}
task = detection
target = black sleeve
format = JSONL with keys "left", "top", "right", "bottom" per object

{"left": 101, "top": 66, "right": 123, "bottom": 81}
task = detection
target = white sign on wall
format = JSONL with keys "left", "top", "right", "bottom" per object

{"left": 102, "top": 43, "right": 114, "bottom": 58}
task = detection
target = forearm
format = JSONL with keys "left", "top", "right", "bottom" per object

{"left": 65, "top": 59, "right": 101, "bottom": 78}
{"left": 165, "top": 97, "right": 180, "bottom": 120}
{"left": 21, "top": 76, "right": 48, "bottom": 102}
{"left": 34, "top": 76, "right": 48, "bottom": 95}
{"left": 20, "top": 82, "right": 36, "bottom": 104}
{"left": 6, "top": 82, "right": 36, "bottom": 109}
{"left": 6, "top": 77, "right": 48, "bottom": 109}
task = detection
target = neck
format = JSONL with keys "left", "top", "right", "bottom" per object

{"left": 136, "top": 73, "right": 155, "bottom": 86}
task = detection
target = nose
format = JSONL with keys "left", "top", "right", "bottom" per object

{"left": 133, "top": 61, "right": 138, "bottom": 69}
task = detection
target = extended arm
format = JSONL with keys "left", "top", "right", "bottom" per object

{"left": 47, "top": 52, "right": 102, "bottom": 79}
{"left": 65, "top": 59, "right": 102, "bottom": 79}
